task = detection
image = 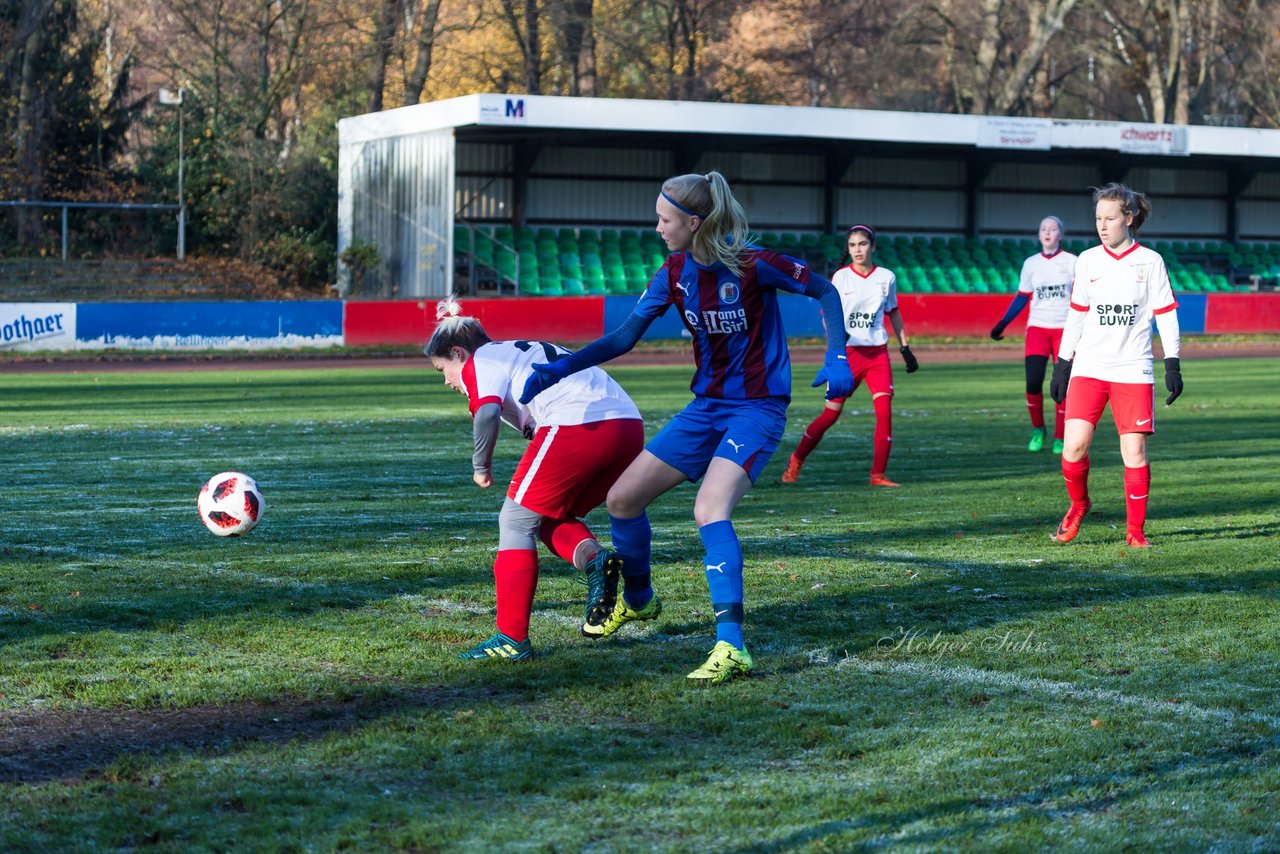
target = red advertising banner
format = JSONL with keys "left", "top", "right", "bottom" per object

{"left": 344, "top": 297, "right": 605, "bottom": 347}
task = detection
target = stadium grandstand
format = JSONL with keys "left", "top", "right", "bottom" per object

{"left": 337, "top": 94, "right": 1280, "bottom": 300}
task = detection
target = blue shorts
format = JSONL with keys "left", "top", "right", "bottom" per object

{"left": 646, "top": 396, "right": 788, "bottom": 483}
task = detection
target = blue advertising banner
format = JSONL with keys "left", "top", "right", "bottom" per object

{"left": 76, "top": 301, "right": 343, "bottom": 350}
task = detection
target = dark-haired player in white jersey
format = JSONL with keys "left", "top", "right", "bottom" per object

{"left": 990, "top": 216, "right": 1076, "bottom": 454}
{"left": 1049, "top": 184, "right": 1183, "bottom": 547}
{"left": 781, "top": 224, "right": 918, "bottom": 487}
{"left": 425, "top": 298, "right": 644, "bottom": 661}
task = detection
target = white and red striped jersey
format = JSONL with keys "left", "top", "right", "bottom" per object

{"left": 1018, "top": 249, "right": 1076, "bottom": 329}
{"left": 461, "top": 340, "right": 641, "bottom": 434}
{"left": 830, "top": 264, "right": 897, "bottom": 347}
{"left": 1060, "top": 243, "right": 1178, "bottom": 383}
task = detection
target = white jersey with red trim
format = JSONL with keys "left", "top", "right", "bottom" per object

{"left": 1018, "top": 249, "right": 1076, "bottom": 329}
{"left": 460, "top": 340, "right": 641, "bottom": 434}
{"left": 830, "top": 264, "right": 897, "bottom": 347}
{"left": 1062, "top": 243, "right": 1178, "bottom": 383}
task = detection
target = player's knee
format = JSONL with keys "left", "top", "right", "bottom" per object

{"left": 692, "top": 506, "right": 726, "bottom": 528}
{"left": 606, "top": 489, "right": 642, "bottom": 519}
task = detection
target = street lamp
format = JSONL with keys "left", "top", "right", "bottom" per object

{"left": 158, "top": 87, "right": 185, "bottom": 260}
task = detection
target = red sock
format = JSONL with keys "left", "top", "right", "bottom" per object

{"left": 871, "top": 395, "right": 893, "bottom": 476}
{"left": 1062, "top": 456, "right": 1090, "bottom": 505}
{"left": 1124, "top": 465, "right": 1151, "bottom": 536}
{"left": 1053, "top": 401, "right": 1066, "bottom": 440}
{"left": 793, "top": 406, "right": 841, "bottom": 462}
{"left": 539, "top": 517, "right": 593, "bottom": 565}
{"left": 1026, "top": 392, "right": 1046, "bottom": 429}
{"left": 493, "top": 549, "right": 539, "bottom": 641}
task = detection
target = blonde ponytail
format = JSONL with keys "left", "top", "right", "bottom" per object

{"left": 661, "top": 171, "right": 750, "bottom": 277}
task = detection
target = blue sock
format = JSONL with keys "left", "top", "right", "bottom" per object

{"left": 610, "top": 512, "right": 652, "bottom": 608}
{"left": 699, "top": 520, "right": 744, "bottom": 649}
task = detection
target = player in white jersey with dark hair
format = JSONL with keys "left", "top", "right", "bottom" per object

{"left": 1048, "top": 183, "right": 1183, "bottom": 547}
{"left": 781, "top": 224, "right": 918, "bottom": 487}
{"left": 425, "top": 298, "right": 644, "bottom": 661}
{"left": 990, "top": 216, "right": 1076, "bottom": 454}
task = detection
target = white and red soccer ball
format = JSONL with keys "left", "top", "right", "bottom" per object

{"left": 197, "top": 471, "right": 266, "bottom": 537}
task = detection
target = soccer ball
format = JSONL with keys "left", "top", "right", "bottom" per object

{"left": 197, "top": 471, "right": 266, "bottom": 537}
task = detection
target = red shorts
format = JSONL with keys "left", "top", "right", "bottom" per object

{"left": 1064, "top": 376, "right": 1155, "bottom": 434}
{"left": 1025, "top": 325, "right": 1064, "bottom": 361}
{"left": 508, "top": 419, "right": 645, "bottom": 519}
{"left": 830, "top": 344, "right": 894, "bottom": 403}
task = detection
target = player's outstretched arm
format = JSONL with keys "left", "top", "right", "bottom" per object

{"left": 519, "top": 313, "right": 652, "bottom": 403}
{"left": 804, "top": 277, "right": 853, "bottom": 399}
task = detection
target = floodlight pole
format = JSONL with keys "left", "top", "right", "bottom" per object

{"left": 161, "top": 86, "right": 187, "bottom": 259}
{"left": 177, "top": 88, "right": 186, "bottom": 260}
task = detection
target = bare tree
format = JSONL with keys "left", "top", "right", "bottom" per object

{"left": 556, "top": 0, "right": 596, "bottom": 96}
{"left": 1233, "top": 0, "right": 1280, "bottom": 126}
{"left": 1093, "top": 0, "right": 1226, "bottom": 124}
{"left": 401, "top": 0, "right": 446, "bottom": 105}
{"left": 929, "top": 0, "right": 1082, "bottom": 115}
{"left": 367, "top": 0, "right": 403, "bottom": 112}
{"left": 498, "top": 0, "right": 543, "bottom": 93}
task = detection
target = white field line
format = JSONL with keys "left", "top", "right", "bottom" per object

{"left": 837, "top": 656, "right": 1280, "bottom": 730}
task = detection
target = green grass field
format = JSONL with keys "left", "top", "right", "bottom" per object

{"left": 1, "top": 355, "right": 1277, "bottom": 851}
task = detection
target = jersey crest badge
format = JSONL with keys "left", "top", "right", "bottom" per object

{"left": 718, "top": 281, "right": 741, "bottom": 305}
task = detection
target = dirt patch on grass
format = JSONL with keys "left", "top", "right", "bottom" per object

{"left": 0, "top": 687, "right": 497, "bottom": 784}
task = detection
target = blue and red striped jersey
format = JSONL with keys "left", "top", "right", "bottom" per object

{"left": 634, "top": 248, "right": 824, "bottom": 401}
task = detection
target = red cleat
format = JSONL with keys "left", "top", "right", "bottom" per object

{"left": 869, "top": 473, "right": 901, "bottom": 488}
{"left": 1052, "top": 500, "right": 1092, "bottom": 543}
{"left": 781, "top": 456, "right": 803, "bottom": 484}
{"left": 1125, "top": 532, "right": 1151, "bottom": 548}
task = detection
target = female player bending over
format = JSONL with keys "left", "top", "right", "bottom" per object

{"left": 521, "top": 171, "right": 853, "bottom": 684}
{"left": 1049, "top": 184, "right": 1183, "bottom": 547}
{"left": 426, "top": 298, "right": 644, "bottom": 661}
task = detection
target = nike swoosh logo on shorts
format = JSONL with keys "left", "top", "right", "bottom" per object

{"left": 1136, "top": 418, "right": 1151, "bottom": 425}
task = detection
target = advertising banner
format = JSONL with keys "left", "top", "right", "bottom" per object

{"left": 0, "top": 303, "right": 77, "bottom": 351}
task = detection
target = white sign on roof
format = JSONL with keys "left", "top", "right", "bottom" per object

{"left": 977, "top": 117, "right": 1052, "bottom": 150}
{"left": 1116, "top": 123, "right": 1189, "bottom": 156}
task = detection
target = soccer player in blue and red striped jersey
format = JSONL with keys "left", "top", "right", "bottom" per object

{"left": 520, "top": 171, "right": 853, "bottom": 683}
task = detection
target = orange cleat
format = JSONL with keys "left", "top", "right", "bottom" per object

{"left": 781, "top": 456, "right": 803, "bottom": 484}
{"left": 1125, "top": 531, "right": 1151, "bottom": 548}
{"left": 1052, "top": 500, "right": 1092, "bottom": 543}
{"left": 869, "top": 473, "right": 901, "bottom": 488}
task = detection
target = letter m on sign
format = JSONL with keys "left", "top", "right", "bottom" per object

{"left": 506, "top": 99, "right": 525, "bottom": 118}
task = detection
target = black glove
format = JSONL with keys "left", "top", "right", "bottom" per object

{"left": 1164, "top": 357, "right": 1183, "bottom": 405}
{"left": 1049, "top": 358, "right": 1072, "bottom": 404}
{"left": 900, "top": 345, "right": 919, "bottom": 374}
{"left": 990, "top": 321, "right": 1007, "bottom": 341}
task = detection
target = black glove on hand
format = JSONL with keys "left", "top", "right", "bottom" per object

{"left": 1049, "top": 358, "right": 1072, "bottom": 404}
{"left": 990, "top": 322, "right": 1007, "bottom": 341}
{"left": 900, "top": 345, "right": 919, "bottom": 374}
{"left": 1164, "top": 357, "right": 1183, "bottom": 405}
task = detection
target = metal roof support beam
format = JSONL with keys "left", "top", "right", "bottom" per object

{"left": 825, "top": 149, "right": 857, "bottom": 234}
{"left": 511, "top": 140, "right": 543, "bottom": 228}
{"left": 965, "top": 156, "right": 995, "bottom": 239}
{"left": 1226, "top": 166, "right": 1257, "bottom": 245}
